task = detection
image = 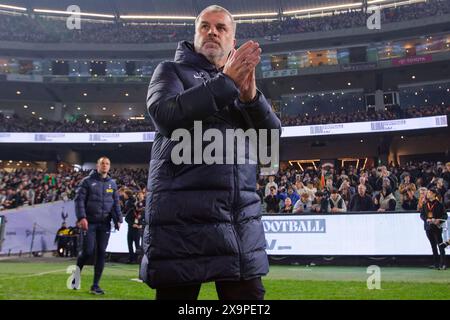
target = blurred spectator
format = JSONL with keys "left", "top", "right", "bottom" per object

{"left": 256, "top": 182, "right": 264, "bottom": 203}
{"left": 348, "top": 184, "right": 374, "bottom": 212}
{"left": 427, "top": 177, "right": 448, "bottom": 200}
{"left": 281, "top": 197, "right": 294, "bottom": 213}
{"left": 399, "top": 172, "right": 417, "bottom": 203}
{"left": 286, "top": 185, "right": 300, "bottom": 205}
{"left": 293, "top": 193, "right": 312, "bottom": 214}
{"left": 264, "top": 175, "right": 277, "bottom": 197}
{"left": 328, "top": 189, "right": 347, "bottom": 213}
{"left": 264, "top": 186, "right": 280, "bottom": 213}
{"left": 402, "top": 188, "right": 419, "bottom": 211}
{"left": 374, "top": 186, "right": 397, "bottom": 212}
{"left": 444, "top": 189, "right": 450, "bottom": 209}
{"left": 311, "top": 191, "right": 328, "bottom": 214}
{"left": 417, "top": 187, "right": 429, "bottom": 211}
{"left": 54, "top": 222, "right": 70, "bottom": 257}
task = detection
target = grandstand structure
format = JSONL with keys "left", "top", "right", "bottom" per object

{"left": 0, "top": 0, "right": 448, "bottom": 166}
{"left": 0, "top": 0, "right": 449, "bottom": 268}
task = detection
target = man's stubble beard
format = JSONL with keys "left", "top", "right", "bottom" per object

{"left": 195, "top": 37, "right": 229, "bottom": 66}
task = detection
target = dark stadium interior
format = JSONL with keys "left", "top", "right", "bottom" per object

{"left": 0, "top": 1, "right": 450, "bottom": 298}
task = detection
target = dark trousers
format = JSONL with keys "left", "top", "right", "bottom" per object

{"left": 127, "top": 227, "right": 141, "bottom": 261}
{"left": 155, "top": 277, "right": 265, "bottom": 300}
{"left": 426, "top": 225, "right": 446, "bottom": 267}
{"left": 76, "top": 222, "right": 111, "bottom": 287}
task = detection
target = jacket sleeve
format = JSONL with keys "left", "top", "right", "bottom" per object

{"left": 74, "top": 178, "right": 89, "bottom": 221}
{"left": 236, "top": 90, "right": 282, "bottom": 131}
{"left": 388, "top": 199, "right": 396, "bottom": 211}
{"left": 321, "top": 199, "right": 329, "bottom": 213}
{"left": 439, "top": 203, "right": 448, "bottom": 220}
{"left": 338, "top": 199, "right": 347, "bottom": 212}
{"left": 112, "top": 185, "right": 123, "bottom": 224}
{"left": 420, "top": 202, "right": 427, "bottom": 221}
{"left": 348, "top": 195, "right": 355, "bottom": 211}
{"left": 147, "top": 61, "right": 240, "bottom": 138}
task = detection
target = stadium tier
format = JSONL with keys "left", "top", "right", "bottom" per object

{"left": 0, "top": 0, "right": 449, "bottom": 303}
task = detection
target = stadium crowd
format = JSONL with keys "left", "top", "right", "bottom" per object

{"left": 280, "top": 105, "right": 450, "bottom": 126}
{"left": 1, "top": 104, "right": 447, "bottom": 132}
{"left": 0, "top": 0, "right": 448, "bottom": 43}
{"left": 258, "top": 161, "right": 450, "bottom": 214}
{"left": 0, "top": 167, "right": 147, "bottom": 211}
{"left": 1, "top": 161, "right": 449, "bottom": 214}
{"left": 0, "top": 114, "right": 153, "bottom": 132}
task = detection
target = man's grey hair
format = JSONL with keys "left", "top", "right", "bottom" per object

{"left": 195, "top": 5, "right": 237, "bottom": 36}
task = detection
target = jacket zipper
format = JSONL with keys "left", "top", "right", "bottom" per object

{"left": 231, "top": 144, "right": 243, "bottom": 279}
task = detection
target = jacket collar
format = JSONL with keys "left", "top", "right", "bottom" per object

{"left": 89, "top": 169, "right": 111, "bottom": 182}
{"left": 174, "top": 41, "right": 222, "bottom": 72}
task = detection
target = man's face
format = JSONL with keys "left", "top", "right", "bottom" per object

{"left": 194, "top": 10, "right": 235, "bottom": 65}
{"left": 419, "top": 189, "right": 426, "bottom": 198}
{"left": 404, "top": 175, "right": 410, "bottom": 183}
{"left": 331, "top": 193, "right": 338, "bottom": 201}
{"left": 407, "top": 190, "right": 414, "bottom": 198}
{"left": 358, "top": 186, "right": 366, "bottom": 196}
{"left": 97, "top": 158, "right": 111, "bottom": 175}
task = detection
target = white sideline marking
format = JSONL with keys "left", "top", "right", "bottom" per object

{"left": 0, "top": 269, "right": 67, "bottom": 281}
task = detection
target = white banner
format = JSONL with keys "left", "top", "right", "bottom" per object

{"left": 1, "top": 203, "right": 448, "bottom": 256}
{"left": 263, "top": 213, "right": 447, "bottom": 255}
{"left": 281, "top": 115, "right": 448, "bottom": 138}
{"left": 107, "top": 212, "right": 449, "bottom": 255}
{"left": 0, "top": 132, "right": 155, "bottom": 143}
{"left": 0, "top": 116, "right": 446, "bottom": 143}
{"left": 0, "top": 201, "right": 77, "bottom": 254}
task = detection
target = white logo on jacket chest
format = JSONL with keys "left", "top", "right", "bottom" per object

{"left": 91, "top": 183, "right": 96, "bottom": 187}
{"left": 193, "top": 72, "right": 206, "bottom": 80}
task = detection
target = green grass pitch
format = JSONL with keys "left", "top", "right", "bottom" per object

{"left": 0, "top": 257, "right": 449, "bottom": 300}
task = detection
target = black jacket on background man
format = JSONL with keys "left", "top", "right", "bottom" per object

{"left": 74, "top": 170, "right": 123, "bottom": 225}
{"left": 420, "top": 199, "right": 448, "bottom": 230}
{"left": 348, "top": 193, "right": 374, "bottom": 212}
{"left": 264, "top": 194, "right": 280, "bottom": 213}
{"left": 141, "top": 41, "right": 282, "bottom": 288}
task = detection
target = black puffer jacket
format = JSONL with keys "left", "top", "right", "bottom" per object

{"left": 74, "top": 170, "right": 123, "bottom": 225}
{"left": 140, "top": 41, "right": 281, "bottom": 288}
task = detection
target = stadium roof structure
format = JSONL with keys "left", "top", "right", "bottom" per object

{"left": 0, "top": 0, "right": 423, "bottom": 20}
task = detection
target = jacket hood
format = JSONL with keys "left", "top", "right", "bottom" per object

{"left": 330, "top": 194, "right": 343, "bottom": 202}
{"left": 382, "top": 187, "right": 393, "bottom": 197}
{"left": 174, "top": 41, "right": 220, "bottom": 72}
{"left": 89, "top": 169, "right": 112, "bottom": 181}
